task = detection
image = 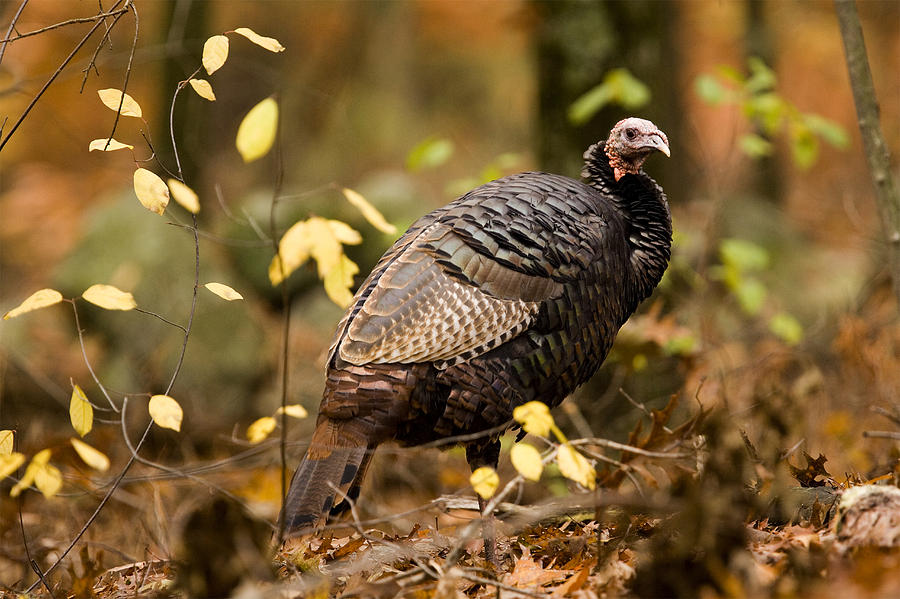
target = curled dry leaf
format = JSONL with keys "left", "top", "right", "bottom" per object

{"left": 0, "top": 430, "right": 13, "bottom": 455}
{"left": 133, "top": 168, "right": 170, "bottom": 215}
{"left": 188, "top": 78, "right": 216, "bottom": 101}
{"left": 149, "top": 395, "right": 183, "bottom": 432}
{"left": 167, "top": 178, "right": 200, "bottom": 214}
{"left": 234, "top": 27, "right": 285, "bottom": 52}
{"left": 82, "top": 284, "right": 137, "bottom": 311}
{"left": 470, "top": 466, "right": 499, "bottom": 500}
{"left": 342, "top": 188, "right": 397, "bottom": 234}
{"left": 275, "top": 404, "right": 309, "bottom": 419}
{"left": 70, "top": 438, "right": 110, "bottom": 472}
{"left": 202, "top": 35, "right": 229, "bottom": 75}
{"left": 3, "top": 288, "right": 63, "bottom": 320}
{"left": 69, "top": 384, "right": 93, "bottom": 438}
{"left": 89, "top": 138, "right": 133, "bottom": 152}
{"left": 557, "top": 443, "right": 596, "bottom": 490}
{"left": 513, "top": 401, "right": 554, "bottom": 438}
{"left": 247, "top": 417, "right": 277, "bottom": 444}
{"left": 510, "top": 442, "right": 544, "bottom": 482}
{"left": 204, "top": 282, "right": 243, "bottom": 301}
{"left": 97, "top": 88, "right": 143, "bottom": 117}
{"left": 236, "top": 97, "right": 278, "bottom": 163}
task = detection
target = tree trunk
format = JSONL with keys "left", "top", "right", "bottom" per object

{"left": 834, "top": 0, "right": 900, "bottom": 306}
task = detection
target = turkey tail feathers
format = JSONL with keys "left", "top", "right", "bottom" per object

{"left": 279, "top": 421, "right": 372, "bottom": 537}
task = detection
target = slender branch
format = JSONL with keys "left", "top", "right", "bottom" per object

{"left": 70, "top": 300, "right": 119, "bottom": 413}
{"left": 0, "top": 7, "right": 128, "bottom": 44}
{"left": 134, "top": 308, "right": 188, "bottom": 333}
{"left": 834, "top": 0, "right": 900, "bottom": 304}
{"left": 0, "top": 0, "right": 28, "bottom": 66}
{"left": 863, "top": 430, "right": 900, "bottom": 440}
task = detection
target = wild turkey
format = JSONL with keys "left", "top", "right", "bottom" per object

{"left": 280, "top": 117, "right": 672, "bottom": 540}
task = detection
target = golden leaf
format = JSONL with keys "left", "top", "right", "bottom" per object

{"left": 247, "top": 417, "right": 277, "bottom": 444}
{"left": 70, "top": 438, "right": 110, "bottom": 472}
{"left": 10, "top": 449, "right": 51, "bottom": 498}
{"left": 234, "top": 27, "right": 285, "bottom": 52}
{"left": 323, "top": 253, "right": 359, "bottom": 308}
{"left": 270, "top": 220, "right": 312, "bottom": 285}
{"left": 510, "top": 442, "right": 544, "bottom": 482}
{"left": 89, "top": 138, "right": 134, "bottom": 152}
{"left": 557, "top": 443, "right": 596, "bottom": 490}
{"left": 82, "top": 284, "right": 137, "bottom": 311}
{"left": 275, "top": 404, "right": 308, "bottom": 419}
{"left": 204, "top": 282, "right": 243, "bottom": 301}
{"left": 3, "top": 288, "right": 63, "bottom": 320}
{"left": 326, "top": 219, "right": 363, "bottom": 245}
{"left": 97, "top": 88, "right": 142, "bottom": 117}
{"left": 306, "top": 216, "right": 344, "bottom": 277}
{"left": 470, "top": 466, "right": 499, "bottom": 500}
{"left": 512, "top": 401, "right": 554, "bottom": 438}
{"left": 0, "top": 453, "right": 25, "bottom": 480}
{"left": 69, "top": 384, "right": 93, "bottom": 438}
{"left": 202, "top": 35, "right": 229, "bottom": 75}
{"left": 167, "top": 178, "right": 200, "bottom": 214}
{"left": 341, "top": 188, "right": 397, "bottom": 234}
{"left": 34, "top": 463, "right": 62, "bottom": 498}
{"left": 149, "top": 395, "right": 183, "bottom": 432}
{"left": 0, "top": 430, "right": 13, "bottom": 455}
{"left": 236, "top": 97, "right": 278, "bottom": 162}
{"left": 133, "top": 168, "right": 170, "bottom": 215}
{"left": 188, "top": 78, "right": 216, "bottom": 101}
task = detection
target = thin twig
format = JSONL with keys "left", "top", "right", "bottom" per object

{"left": 0, "top": 0, "right": 28, "bottom": 66}
{"left": 134, "top": 308, "right": 188, "bottom": 333}
{"left": 863, "top": 431, "right": 900, "bottom": 440}
{"left": 0, "top": 6, "right": 128, "bottom": 43}
{"left": 78, "top": 1, "right": 130, "bottom": 94}
{"left": 70, "top": 300, "right": 119, "bottom": 413}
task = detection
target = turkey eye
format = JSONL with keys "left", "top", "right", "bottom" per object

{"left": 625, "top": 128, "right": 637, "bottom": 140}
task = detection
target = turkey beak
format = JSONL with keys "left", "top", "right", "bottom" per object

{"left": 649, "top": 132, "right": 670, "bottom": 157}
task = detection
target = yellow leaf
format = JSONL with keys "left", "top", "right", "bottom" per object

{"left": 133, "top": 168, "right": 170, "bottom": 215}
{"left": 0, "top": 430, "right": 13, "bottom": 455}
{"left": 82, "top": 284, "right": 137, "bottom": 311}
{"left": 327, "top": 219, "right": 363, "bottom": 245}
{"left": 270, "top": 220, "right": 311, "bottom": 285}
{"left": 10, "top": 449, "right": 51, "bottom": 497}
{"left": 341, "top": 188, "right": 397, "bottom": 234}
{"left": 149, "top": 395, "right": 183, "bottom": 432}
{"left": 247, "top": 416, "right": 277, "bottom": 444}
{"left": 188, "top": 78, "right": 216, "bottom": 101}
{"left": 234, "top": 27, "right": 285, "bottom": 53}
{"left": 89, "top": 138, "right": 134, "bottom": 152}
{"left": 307, "top": 217, "right": 344, "bottom": 277}
{"left": 512, "top": 401, "right": 554, "bottom": 438}
{"left": 0, "top": 452, "right": 25, "bottom": 480}
{"left": 3, "top": 288, "right": 63, "bottom": 319}
{"left": 323, "top": 254, "right": 359, "bottom": 308}
{"left": 70, "top": 438, "right": 110, "bottom": 471}
{"left": 236, "top": 97, "right": 278, "bottom": 162}
{"left": 470, "top": 466, "right": 499, "bottom": 500}
{"left": 34, "top": 463, "right": 62, "bottom": 498}
{"left": 557, "top": 443, "right": 596, "bottom": 490}
{"left": 202, "top": 35, "right": 229, "bottom": 75}
{"left": 167, "top": 178, "right": 200, "bottom": 213}
{"left": 69, "top": 384, "right": 93, "bottom": 438}
{"left": 510, "top": 442, "right": 544, "bottom": 482}
{"left": 204, "top": 282, "right": 243, "bottom": 301}
{"left": 97, "top": 88, "right": 143, "bottom": 117}
{"left": 275, "top": 404, "right": 308, "bottom": 419}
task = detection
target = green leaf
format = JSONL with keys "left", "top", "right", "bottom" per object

{"left": 719, "top": 238, "right": 770, "bottom": 272}
{"left": 735, "top": 277, "right": 767, "bottom": 315}
{"left": 739, "top": 133, "right": 773, "bottom": 158}
{"left": 769, "top": 312, "right": 803, "bottom": 345}
{"left": 804, "top": 114, "right": 849, "bottom": 149}
{"left": 747, "top": 92, "right": 784, "bottom": 135}
{"left": 791, "top": 128, "right": 819, "bottom": 169}
{"left": 568, "top": 68, "right": 650, "bottom": 126}
{"left": 745, "top": 57, "right": 777, "bottom": 93}
{"left": 695, "top": 74, "right": 726, "bottom": 105}
{"left": 406, "top": 137, "right": 454, "bottom": 171}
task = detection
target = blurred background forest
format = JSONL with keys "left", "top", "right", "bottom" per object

{"left": 0, "top": 0, "right": 899, "bottom": 595}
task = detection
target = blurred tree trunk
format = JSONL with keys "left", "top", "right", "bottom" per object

{"left": 533, "top": 0, "right": 686, "bottom": 201}
{"left": 744, "top": 0, "right": 782, "bottom": 203}
{"left": 834, "top": 0, "right": 900, "bottom": 306}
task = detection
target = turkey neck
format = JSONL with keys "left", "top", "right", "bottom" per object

{"left": 582, "top": 141, "right": 672, "bottom": 307}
